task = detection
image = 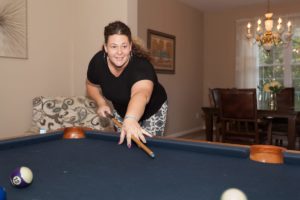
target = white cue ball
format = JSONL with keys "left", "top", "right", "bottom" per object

{"left": 20, "top": 167, "right": 33, "bottom": 183}
{"left": 220, "top": 188, "right": 248, "bottom": 200}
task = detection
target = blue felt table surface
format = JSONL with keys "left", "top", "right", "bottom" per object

{"left": 0, "top": 131, "right": 299, "bottom": 200}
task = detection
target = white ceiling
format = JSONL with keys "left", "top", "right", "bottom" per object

{"left": 177, "top": 0, "right": 299, "bottom": 12}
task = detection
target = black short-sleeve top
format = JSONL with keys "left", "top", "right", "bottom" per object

{"left": 87, "top": 51, "right": 167, "bottom": 120}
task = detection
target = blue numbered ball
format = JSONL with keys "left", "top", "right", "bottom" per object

{"left": 10, "top": 166, "right": 33, "bottom": 188}
{"left": 0, "top": 187, "right": 6, "bottom": 200}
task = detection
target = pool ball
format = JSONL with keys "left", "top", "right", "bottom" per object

{"left": 10, "top": 166, "right": 33, "bottom": 188}
{"left": 0, "top": 187, "right": 6, "bottom": 200}
{"left": 220, "top": 188, "right": 247, "bottom": 200}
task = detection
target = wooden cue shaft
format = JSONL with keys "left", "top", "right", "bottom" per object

{"left": 110, "top": 117, "right": 155, "bottom": 158}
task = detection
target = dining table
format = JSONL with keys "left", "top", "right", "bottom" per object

{"left": 202, "top": 105, "right": 300, "bottom": 150}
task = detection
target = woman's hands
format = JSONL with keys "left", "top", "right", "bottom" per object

{"left": 86, "top": 80, "right": 113, "bottom": 117}
{"left": 118, "top": 80, "right": 153, "bottom": 147}
{"left": 119, "top": 117, "right": 152, "bottom": 148}
{"left": 96, "top": 103, "right": 112, "bottom": 117}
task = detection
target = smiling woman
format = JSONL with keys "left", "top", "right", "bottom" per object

{"left": 86, "top": 21, "right": 168, "bottom": 148}
{"left": 0, "top": 0, "right": 27, "bottom": 58}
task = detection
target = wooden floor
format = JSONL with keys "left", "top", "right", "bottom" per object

{"left": 176, "top": 131, "right": 300, "bottom": 150}
{"left": 176, "top": 131, "right": 251, "bottom": 144}
{"left": 177, "top": 131, "right": 206, "bottom": 140}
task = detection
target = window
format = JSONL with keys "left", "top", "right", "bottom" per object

{"left": 258, "top": 28, "right": 300, "bottom": 107}
{"left": 291, "top": 31, "right": 300, "bottom": 106}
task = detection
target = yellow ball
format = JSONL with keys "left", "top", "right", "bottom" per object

{"left": 220, "top": 188, "right": 247, "bottom": 200}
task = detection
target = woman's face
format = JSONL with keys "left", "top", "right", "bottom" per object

{"left": 104, "top": 34, "right": 132, "bottom": 69}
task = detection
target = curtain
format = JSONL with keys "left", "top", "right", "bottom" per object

{"left": 235, "top": 19, "right": 258, "bottom": 89}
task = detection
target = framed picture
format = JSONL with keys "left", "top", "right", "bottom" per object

{"left": 147, "top": 29, "right": 176, "bottom": 74}
{"left": 0, "top": 0, "right": 27, "bottom": 59}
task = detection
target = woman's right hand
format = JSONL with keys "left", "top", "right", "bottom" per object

{"left": 97, "top": 104, "right": 112, "bottom": 117}
{"left": 86, "top": 80, "right": 112, "bottom": 117}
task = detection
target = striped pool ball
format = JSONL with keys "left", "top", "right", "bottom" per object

{"left": 10, "top": 166, "right": 33, "bottom": 188}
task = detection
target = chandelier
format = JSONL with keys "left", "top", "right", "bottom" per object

{"left": 246, "top": 0, "right": 293, "bottom": 52}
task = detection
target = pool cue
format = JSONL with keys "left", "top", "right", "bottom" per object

{"left": 105, "top": 112, "right": 155, "bottom": 158}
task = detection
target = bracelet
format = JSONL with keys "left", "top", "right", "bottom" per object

{"left": 124, "top": 115, "right": 138, "bottom": 121}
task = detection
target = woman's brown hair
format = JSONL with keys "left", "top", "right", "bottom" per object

{"left": 103, "top": 21, "right": 151, "bottom": 61}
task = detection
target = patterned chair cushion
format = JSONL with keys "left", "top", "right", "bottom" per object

{"left": 29, "top": 96, "right": 113, "bottom": 133}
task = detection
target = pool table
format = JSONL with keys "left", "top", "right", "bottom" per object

{"left": 0, "top": 130, "right": 300, "bottom": 200}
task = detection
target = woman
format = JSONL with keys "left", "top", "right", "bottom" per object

{"left": 86, "top": 21, "right": 167, "bottom": 148}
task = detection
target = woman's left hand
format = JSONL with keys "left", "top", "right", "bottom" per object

{"left": 119, "top": 118, "right": 152, "bottom": 148}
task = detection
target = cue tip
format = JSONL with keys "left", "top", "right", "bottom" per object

{"left": 150, "top": 152, "right": 155, "bottom": 158}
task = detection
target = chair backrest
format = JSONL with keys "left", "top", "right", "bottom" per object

{"left": 208, "top": 88, "right": 215, "bottom": 107}
{"left": 219, "top": 89, "right": 257, "bottom": 120}
{"left": 209, "top": 88, "right": 224, "bottom": 108}
{"left": 276, "top": 87, "right": 294, "bottom": 110}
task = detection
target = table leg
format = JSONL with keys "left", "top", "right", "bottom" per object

{"left": 204, "top": 112, "right": 214, "bottom": 141}
{"left": 287, "top": 116, "right": 296, "bottom": 150}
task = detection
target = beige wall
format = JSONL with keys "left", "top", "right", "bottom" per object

{"left": 0, "top": 0, "right": 73, "bottom": 138}
{"left": 138, "top": 0, "right": 204, "bottom": 136}
{"left": 0, "top": 0, "right": 136, "bottom": 138}
{"left": 203, "top": 1, "right": 300, "bottom": 106}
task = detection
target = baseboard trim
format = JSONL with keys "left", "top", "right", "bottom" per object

{"left": 165, "top": 126, "right": 204, "bottom": 138}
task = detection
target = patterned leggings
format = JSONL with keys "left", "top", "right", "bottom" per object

{"left": 113, "top": 101, "right": 168, "bottom": 136}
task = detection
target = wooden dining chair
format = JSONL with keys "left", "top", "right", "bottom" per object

{"left": 268, "top": 87, "right": 295, "bottom": 146}
{"left": 277, "top": 87, "right": 295, "bottom": 110}
{"left": 218, "top": 88, "right": 269, "bottom": 144}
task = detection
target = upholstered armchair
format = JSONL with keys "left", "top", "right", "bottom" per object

{"left": 28, "top": 96, "right": 114, "bottom": 134}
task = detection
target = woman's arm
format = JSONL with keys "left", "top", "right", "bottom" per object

{"left": 119, "top": 80, "right": 154, "bottom": 147}
{"left": 86, "top": 79, "right": 111, "bottom": 117}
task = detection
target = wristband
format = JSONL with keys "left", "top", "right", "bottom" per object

{"left": 124, "top": 115, "right": 138, "bottom": 121}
